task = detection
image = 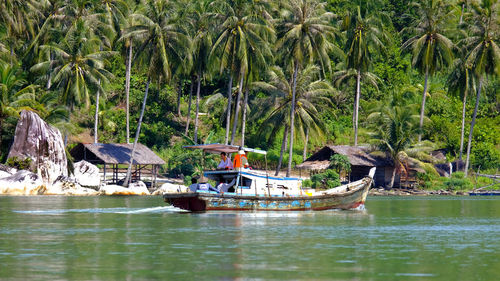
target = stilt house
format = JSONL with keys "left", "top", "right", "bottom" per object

{"left": 70, "top": 143, "right": 165, "bottom": 187}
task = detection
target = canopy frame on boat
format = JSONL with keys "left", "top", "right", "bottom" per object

{"left": 183, "top": 143, "right": 267, "bottom": 155}
{"left": 184, "top": 143, "right": 270, "bottom": 193}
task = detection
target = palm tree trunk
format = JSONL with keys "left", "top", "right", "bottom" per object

{"left": 388, "top": 165, "right": 396, "bottom": 189}
{"left": 94, "top": 87, "right": 100, "bottom": 143}
{"left": 231, "top": 72, "right": 244, "bottom": 145}
{"left": 46, "top": 51, "right": 52, "bottom": 90}
{"left": 241, "top": 87, "right": 249, "bottom": 147}
{"left": 464, "top": 77, "right": 482, "bottom": 177}
{"left": 0, "top": 117, "right": 4, "bottom": 158}
{"left": 224, "top": 75, "right": 233, "bottom": 145}
{"left": 176, "top": 79, "right": 182, "bottom": 117}
{"left": 459, "top": 3, "right": 465, "bottom": 24}
{"left": 459, "top": 89, "right": 468, "bottom": 160}
{"left": 194, "top": 74, "right": 201, "bottom": 144}
{"left": 124, "top": 78, "right": 150, "bottom": 187}
{"left": 125, "top": 42, "right": 132, "bottom": 144}
{"left": 287, "top": 63, "right": 299, "bottom": 177}
{"left": 354, "top": 68, "right": 361, "bottom": 146}
{"left": 184, "top": 77, "right": 194, "bottom": 135}
{"left": 276, "top": 125, "right": 289, "bottom": 176}
{"left": 303, "top": 127, "right": 309, "bottom": 161}
{"left": 418, "top": 67, "right": 429, "bottom": 142}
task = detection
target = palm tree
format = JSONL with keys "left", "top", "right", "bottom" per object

{"left": 209, "top": 0, "right": 239, "bottom": 145}
{"left": 458, "top": 0, "right": 471, "bottom": 24}
{"left": 186, "top": 0, "right": 212, "bottom": 144}
{"left": 254, "top": 65, "right": 334, "bottom": 176}
{"left": 447, "top": 57, "right": 475, "bottom": 160}
{"left": 238, "top": 1, "right": 275, "bottom": 147}
{"left": 276, "top": 0, "right": 335, "bottom": 176}
{"left": 367, "top": 103, "right": 421, "bottom": 189}
{"left": 210, "top": 0, "right": 274, "bottom": 145}
{"left": 0, "top": 0, "right": 44, "bottom": 64}
{"left": 230, "top": 4, "right": 274, "bottom": 146}
{"left": 402, "top": 0, "right": 454, "bottom": 142}
{"left": 341, "top": 5, "right": 389, "bottom": 146}
{"left": 463, "top": 0, "right": 500, "bottom": 177}
{"left": 100, "top": 0, "right": 132, "bottom": 143}
{"left": 332, "top": 64, "right": 381, "bottom": 144}
{"left": 123, "top": 0, "right": 188, "bottom": 186}
{"left": 32, "top": 20, "right": 114, "bottom": 111}
{"left": 0, "top": 62, "right": 37, "bottom": 155}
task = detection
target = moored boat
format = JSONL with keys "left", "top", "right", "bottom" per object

{"left": 163, "top": 144, "right": 375, "bottom": 212}
{"left": 469, "top": 191, "right": 500, "bottom": 196}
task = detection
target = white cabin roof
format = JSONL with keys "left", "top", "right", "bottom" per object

{"left": 184, "top": 143, "right": 267, "bottom": 155}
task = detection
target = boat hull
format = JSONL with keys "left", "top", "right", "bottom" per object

{"left": 164, "top": 177, "right": 372, "bottom": 212}
{"left": 469, "top": 191, "right": 500, "bottom": 196}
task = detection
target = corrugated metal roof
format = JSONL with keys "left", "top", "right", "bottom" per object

{"left": 71, "top": 143, "right": 165, "bottom": 165}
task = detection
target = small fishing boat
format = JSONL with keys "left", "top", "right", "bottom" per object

{"left": 163, "top": 144, "right": 375, "bottom": 212}
{"left": 469, "top": 191, "right": 500, "bottom": 196}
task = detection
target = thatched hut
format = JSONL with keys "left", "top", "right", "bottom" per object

{"left": 70, "top": 143, "right": 165, "bottom": 187}
{"left": 297, "top": 145, "right": 396, "bottom": 188}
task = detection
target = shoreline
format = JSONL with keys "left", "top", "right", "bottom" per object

{"left": 0, "top": 188, "right": 489, "bottom": 197}
{"left": 369, "top": 188, "right": 473, "bottom": 196}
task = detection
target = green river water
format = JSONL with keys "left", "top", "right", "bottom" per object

{"left": 0, "top": 196, "right": 499, "bottom": 281}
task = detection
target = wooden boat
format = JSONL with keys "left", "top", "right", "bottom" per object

{"left": 163, "top": 144, "right": 375, "bottom": 212}
{"left": 469, "top": 191, "right": 500, "bottom": 196}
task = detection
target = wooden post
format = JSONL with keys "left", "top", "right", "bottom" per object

{"left": 265, "top": 154, "right": 270, "bottom": 196}
{"left": 153, "top": 165, "right": 157, "bottom": 189}
{"left": 103, "top": 163, "right": 106, "bottom": 185}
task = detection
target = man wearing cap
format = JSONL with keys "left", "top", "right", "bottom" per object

{"left": 233, "top": 147, "right": 249, "bottom": 169}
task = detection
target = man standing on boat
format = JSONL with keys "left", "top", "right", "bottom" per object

{"left": 217, "top": 152, "right": 233, "bottom": 170}
{"left": 233, "top": 147, "right": 249, "bottom": 169}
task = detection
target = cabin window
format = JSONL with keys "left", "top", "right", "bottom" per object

{"left": 241, "top": 177, "right": 252, "bottom": 189}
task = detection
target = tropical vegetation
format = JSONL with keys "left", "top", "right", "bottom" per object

{"left": 0, "top": 0, "right": 498, "bottom": 189}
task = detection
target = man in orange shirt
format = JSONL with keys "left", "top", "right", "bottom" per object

{"left": 233, "top": 147, "right": 248, "bottom": 169}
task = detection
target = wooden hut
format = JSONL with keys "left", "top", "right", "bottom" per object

{"left": 70, "top": 143, "right": 166, "bottom": 187}
{"left": 297, "top": 145, "right": 396, "bottom": 188}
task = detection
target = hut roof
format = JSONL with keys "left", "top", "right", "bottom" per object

{"left": 70, "top": 143, "right": 166, "bottom": 165}
{"left": 296, "top": 145, "right": 391, "bottom": 170}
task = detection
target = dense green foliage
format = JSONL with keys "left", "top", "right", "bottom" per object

{"left": 309, "top": 169, "right": 341, "bottom": 189}
{"left": 0, "top": 0, "right": 498, "bottom": 184}
{"left": 329, "top": 154, "right": 351, "bottom": 174}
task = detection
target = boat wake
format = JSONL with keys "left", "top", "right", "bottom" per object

{"left": 13, "top": 206, "right": 186, "bottom": 215}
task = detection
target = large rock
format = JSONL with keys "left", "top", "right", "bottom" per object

{"left": 0, "top": 164, "right": 17, "bottom": 179}
{"left": 8, "top": 110, "right": 67, "bottom": 184}
{"left": 128, "top": 181, "right": 150, "bottom": 195}
{"left": 72, "top": 160, "right": 100, "bottom": 189}
{"left": 100, "top": 181, "right": 150, "bottom": 195}
{"left": 151, "top": 182, "right": 189, "bottom": 195}
{"left": 45, "top": 176, "right": 100, "bottom": 196}
{"left": 0, "top": 170, "right": 46, "bottom": 195}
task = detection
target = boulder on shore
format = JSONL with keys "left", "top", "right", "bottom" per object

{"left": 100, "top": 181, "right": 150, "bottom": 195}
{"left": 72, "top": 160, "right": 100, "bottom": 189}
{"left": 45, "top": 176, "right": 100, "bottom": 196}
{"left": 7, "top": 110, "right": 67, "bottom": 184}
{"left": 152, "top": 182, "right": 189, "bottom": 195}
{"left": 0, "top": 170, "right": 46, "bottom": 195}
{"left": 0, "top": 164, "right": 17, "bottom": 179}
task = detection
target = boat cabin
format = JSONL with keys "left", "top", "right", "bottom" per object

{"left": 185, "top": 144, "right": 303, "bottom": 196}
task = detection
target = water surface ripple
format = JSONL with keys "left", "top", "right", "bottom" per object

{"left": 1, "top": 196, "right": 499, "bottom": 280}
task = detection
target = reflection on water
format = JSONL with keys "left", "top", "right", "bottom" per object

{"left": 0, "top": 196, "right": 500, "bottom": 280}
